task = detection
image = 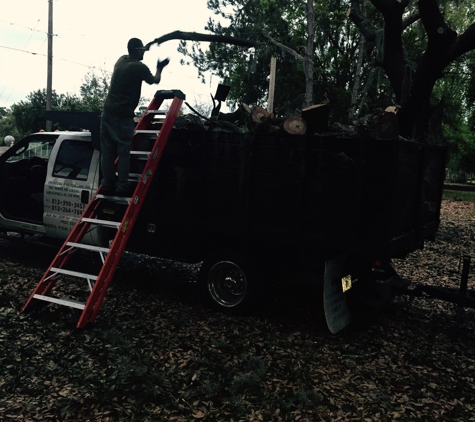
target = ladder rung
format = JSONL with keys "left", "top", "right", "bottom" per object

{"left": 81, "top": 218, "right": 121, "bottom": 228}
{"left": 66, "top": 242, "right": 110, "bottom": 254}
{"left": 130, "top": 152, "right": 151, "bottom": 161}
{"left": 51, "top": 267, "right": 98, "bottom": 280}
{"left": 113, "top": 171, "right": 140, "bottom": 181}
{"left": 134, "top": 130, "right": 160, "bottom": 135}
{"left": 130, "top": 150, "right": 151, "bottom": 156}
{"left": 95, "top": 194, "right": 131, "bottom": 204}
{"left": 146, "top": 110, "right": 166, "bottom": 115}
{"left": 33, "top": 294, "right": 85, "bottom": 310}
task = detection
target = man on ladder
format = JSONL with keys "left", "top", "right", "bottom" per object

{"left": 100, "top": 37, "right": 170, "bottom": 196}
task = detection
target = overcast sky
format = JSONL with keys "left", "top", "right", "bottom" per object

{"left": 0, "top": 0, "right": 227, "bottom": 110}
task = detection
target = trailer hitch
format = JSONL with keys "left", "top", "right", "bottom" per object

{"left": 408, "top": 255, "right": 475, "bottom": 309}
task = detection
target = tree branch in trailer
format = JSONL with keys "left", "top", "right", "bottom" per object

{"left": 144, "top": 30, "right": 256, "bottom": 50}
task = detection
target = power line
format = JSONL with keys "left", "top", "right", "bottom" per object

{"left": 0, "top": 45, "right": 213, "bottom": 106}
{"left": 0, "top": 43, "right": 111, "bottom": 107}
{"left": 0, "top": 16, "right": 48, "bottom": 106}
{"left": 0, "top": 19, "right": 56, "bottom": 37}
{"left": 23, "top": 16, "right": 42, "bottom": 50}
{"left": 0, "top": 43, "right": 210, "bottom": 87}
{"left": 0, "top": 44, "right": 46, "bottom": 56}
{"left": 0, "top": 44, "right": 111, "bottom": 72}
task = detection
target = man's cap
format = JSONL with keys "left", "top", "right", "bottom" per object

{"left": 127, "top": 38, "right": 145, "bottom": 52}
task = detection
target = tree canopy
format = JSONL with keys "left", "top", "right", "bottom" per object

{"left": 180, "top": 1, "right": 475, "bottom": 140}
{"left": 179, "top": 0, "right": 358, "bottom": 120}
{"left": 0, "top": 71, "right": 110, "bottom": 141}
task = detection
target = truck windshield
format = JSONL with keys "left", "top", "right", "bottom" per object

{"left": 52, "top": 139, "right": 94, "bottom": 181}
{"left": 6, "top": 140, "right": 54, "bottom": 163}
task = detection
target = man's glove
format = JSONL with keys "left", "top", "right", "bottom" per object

{"left": 156, "top": 58, "right": 170, "bottom": 71}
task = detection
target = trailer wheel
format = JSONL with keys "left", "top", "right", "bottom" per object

{"left": 199, "top": 252, "right": 264, "bottom": 314}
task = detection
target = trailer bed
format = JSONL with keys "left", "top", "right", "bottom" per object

{"left": 128, "top": 130, "right": 446, "bottom": 265}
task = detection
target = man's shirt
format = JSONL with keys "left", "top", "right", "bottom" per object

{"left": 104, "top": 55, "right": 155, "bottom": 117}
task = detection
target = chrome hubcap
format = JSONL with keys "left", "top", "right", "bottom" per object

{"left": 207, "top": 261, "right": 247, "bottom": 307}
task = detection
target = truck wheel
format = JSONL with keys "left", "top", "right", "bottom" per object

{"left": 199, "top": 252, "right": 264, "bottom": 314}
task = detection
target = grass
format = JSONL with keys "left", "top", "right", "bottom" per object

{"left": 442, "top": 189, "right": 475, "bottom": 202}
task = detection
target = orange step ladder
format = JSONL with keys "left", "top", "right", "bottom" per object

{"left": 22, "top": 90, "right": 185, "bottom": 328}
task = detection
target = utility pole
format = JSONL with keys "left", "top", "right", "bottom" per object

{"left": 268, "top": 57, "right": 276, "bottom": 115}
{"left": 46, "top": 0, "right": 53, "bottom": 131}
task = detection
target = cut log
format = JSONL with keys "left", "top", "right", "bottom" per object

{"left": 283, "top": 116, "right": 307, "bottom": 135}
{"left": 302, "top": 102, "right": 330, "bottom": 134}
{"left": 251, "top": 106, "right": 270, "bottom": 123}
{"left": 370, "top": 112, "right": 399, "bottom": 140}
{"left": 218, "top": 104, "right": 250, "bottom": 125}
{"left": 242, "top": 103, "right": 252, "bottom": 114}
{"left": 385, "top": 105, "right": 400, "bottom": 114}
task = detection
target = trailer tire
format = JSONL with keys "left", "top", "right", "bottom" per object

{"left": 198, "top": 251, "right": 266, "bottom": 314}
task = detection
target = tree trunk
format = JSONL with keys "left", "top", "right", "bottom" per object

{"left": 304, "top": 0, "right": 315, "bottom": 108}
{"left": 399, "top": 0, "right": 457, "bottom": 139}
{"left": 349, "top": 1, "right": 367, "bottom": 120}
{"left": 350, "top": 0, "right": 475, "bottom": 140}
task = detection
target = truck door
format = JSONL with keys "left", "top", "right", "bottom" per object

{"left": 0, "top": 134, "right": 56, "bottom": 226}
{"left": 43, "top": 135, "right": 101, "bottom": 243}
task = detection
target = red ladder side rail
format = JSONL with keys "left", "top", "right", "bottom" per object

{"left": 77, "top": 92, "right": 184, "bottom": 327}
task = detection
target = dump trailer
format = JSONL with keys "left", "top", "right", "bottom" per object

{"left": 125, "top": 129, "right": 446, "bottom": 331}
{"left": 128, "top": 130, "right": 445, "bottom": 263}
{"left": 0, "top": 107, "right": 446, "bottom": 332}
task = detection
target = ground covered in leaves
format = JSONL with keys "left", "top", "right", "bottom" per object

{"left": 1, "top": 201, "right": 475, "bottom": 421}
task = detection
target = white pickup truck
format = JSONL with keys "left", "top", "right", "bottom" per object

{"left": 0, "top": 131, "right": 102, "bottom": 244}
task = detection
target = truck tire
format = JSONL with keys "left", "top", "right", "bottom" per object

{"left": 198, "top": 251, "right": 266, "bottom": 314}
